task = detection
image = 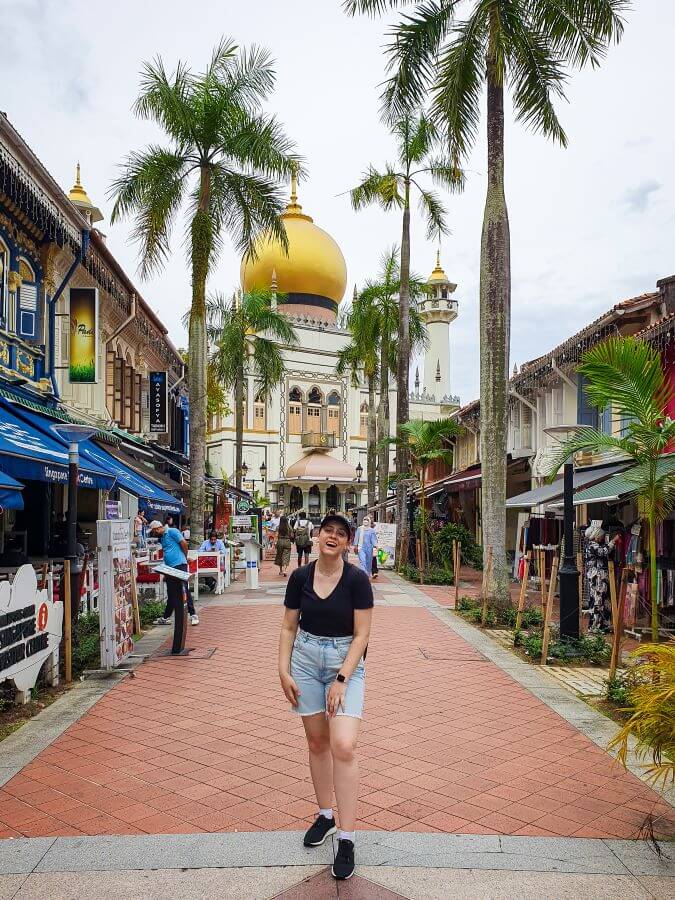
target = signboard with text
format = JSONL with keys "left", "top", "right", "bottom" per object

{"left": 97, "top": 519, "right": 134, "bottom": 668}
{"left": 69, "top": 287, "right": 98, "bottom": 383}
{"left": 374, "top": 522, "right": 397, "bottom": 569}
{"left": 149, "top": 371, "right": 168, "bottom": 433}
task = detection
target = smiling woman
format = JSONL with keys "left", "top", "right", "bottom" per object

{"left": 277, "top": 512, "right": 374, "bottom": 881}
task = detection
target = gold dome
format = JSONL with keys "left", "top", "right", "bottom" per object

{"left": 428, "top": 250, "right": 450, "bottom": 284}
{"left": 240, "top": 174, "right": 347, "bottom": 319}
{"left": 68, "top": 163, "right": 104, "bottom": 224}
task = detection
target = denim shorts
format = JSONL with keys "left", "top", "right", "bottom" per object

{"left": 290, "top": 629, "right": 366, "bottom": 719}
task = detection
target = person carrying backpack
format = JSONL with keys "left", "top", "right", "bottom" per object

{"left": 294, "top": 510, "right": 313, "bottom": 566}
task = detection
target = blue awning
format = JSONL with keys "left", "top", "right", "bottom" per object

{"left": 81, "top": 442, "right": 184, "bottom": 515}
{"left": 0, "top": 470, "right": 24, "bottom": 510}
{"left": 0, "top": 402, "right": 114, "bottom": 490}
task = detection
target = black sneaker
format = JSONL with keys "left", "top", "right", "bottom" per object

{"left": 303, "top": 814, "right": 336, "bottom": 847}
{"left": 331, "top": 838, "right": 355, "bottom": 880}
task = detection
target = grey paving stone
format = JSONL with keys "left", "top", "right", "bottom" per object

{"left": 13, "top": 866, "right": 322, "bottom": 900}
{"left": 0, "top": 875, "right": 27, "bottom": 899}
{"left": 363, "top": 833, "right": 501, "bottom": 855}
{"left": 499, "top": 836, "right": 611, "bottom": 860}
{"left": 636, "top": 875, "right": 675, "bottom": 899}
{"left": 35, "top": 832, "right": 333, "bottom": 872}
{"left": 361, "top": 851, "right": 630, "bottom": 875}
{"left": 0, "top": 839, "right": 55, "bottom": 875}
{"left": 604, "top": 840, "right": 675, "bottom": 876}
{"left": 360, "top": 866, "right": 650, "bottom": 899}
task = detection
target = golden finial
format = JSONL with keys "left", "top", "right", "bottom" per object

{"left": 290, "top": 163, "right": 298, "bottom": 205}
{"left": 75, "top": 162, "right": 81, "bottom": 186}
{"left": 436, "top": 248, "right": 441, "bottom": 268}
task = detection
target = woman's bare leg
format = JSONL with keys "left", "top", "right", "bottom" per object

{"left": 329, "top": 716, "right": 360, "bottom": 831}
{"left": 302, "top": 714, "right": 333, "bottom": 810}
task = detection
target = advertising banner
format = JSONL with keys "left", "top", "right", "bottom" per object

{"left": 97, "top": 519, "right": 134, "bottom": 668}
{"left": 374, "top": 522, "right": 397, "bottom": 569}
{"left": 149, "top": 371, "right": 168, "bottom": 433}
{"left": 69, "top": 287, "right": 98, "bottom": 383}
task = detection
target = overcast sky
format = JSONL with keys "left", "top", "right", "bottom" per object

{"left": 2, "top": 0, "right": 673, "bottom": 405}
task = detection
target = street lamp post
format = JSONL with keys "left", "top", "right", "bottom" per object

{"left": 241, "top": 461, "right": 267, "bottom": 498}
{"left": 51, "top": 424, "right": 97, "bottom": 636}
{"left": 544, "top": 425, "right": 580, "bottom": 640}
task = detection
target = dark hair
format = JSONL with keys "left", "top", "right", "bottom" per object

{"left": 278, "top": 516, "right": 291, "bottom": 537}
{"left": 209, "top": 530, "right": 217, "bottom": 538}
{"left": 328, "top": 507, "right": 336, "bottom": 515}
{"left": 298, "top": 510, "right": 306, "bottom": 518}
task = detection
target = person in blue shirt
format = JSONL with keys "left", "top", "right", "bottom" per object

{"left": 149, "top": 520, "right": 199, "bottom": 626}
{"left": 198, "top": 530, "right": 226, "bottom": 592}
{"left": 352, "top": 516, "right": 378, "bottom": 578}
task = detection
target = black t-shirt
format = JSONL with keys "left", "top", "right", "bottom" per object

{"left": 284, "top": 561, "right": 374, "bottom": 637}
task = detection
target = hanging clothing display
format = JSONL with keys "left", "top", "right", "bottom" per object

{"left": 584, "top": 538, "right": 615, "bottom": 631}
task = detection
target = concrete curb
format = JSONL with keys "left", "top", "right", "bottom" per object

{"left": 0, "top": 833, "right": 671, "bottom": 878}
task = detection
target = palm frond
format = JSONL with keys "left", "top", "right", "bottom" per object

{"left": 545, "top": 426, "right": 633, "bottom": 480}
{"left": 416, "top": 184, "right": 449, "bottom": 240}
{"left": 433, "top": 6, "right": 488, "bottom": 167}
{"left": 534, "top": 0, "right": 628, "bottom": 70}
{"left": 350, "top": 166, "right": 403, "bottom": 211}
{"left": 109, "top": 147, "right": 189, "bottom": 277}
{"left": 343, "top": 0, "right": 414, "bottom": 13}
{"left": 423, "top": 156, "right": 466, "bottom": 191}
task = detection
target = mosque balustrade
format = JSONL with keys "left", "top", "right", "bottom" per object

{"left": 301, "top": 431, "right": 338, "bottom": 450}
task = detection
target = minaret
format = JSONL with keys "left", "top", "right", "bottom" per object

{"left": 68, "top": 163, "right": 104, "bottom": 225}
{"left": 419, "top": 250, "right": 458, "bottom": 400}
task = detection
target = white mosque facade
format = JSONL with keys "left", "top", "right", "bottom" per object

{"left": 206, "top": 179, "right": 460, "bottom": 518}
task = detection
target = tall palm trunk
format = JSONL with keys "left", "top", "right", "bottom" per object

{"left": 479, "top": 19, "right": 511, "bottom": 606}
{"left": 188, "top": 168, "right": 211, "bottom": 548}
{"left": 396, "top": 182, "right": 412, "bottom": 563}
{"left": 367, "top": 375, "right": 377, "bottom": 509}
{"left": 377, "top": 326, "right": 390, "bottom": 516}
{"left": 234, "top": 363, "right": 245, "bottom": 491}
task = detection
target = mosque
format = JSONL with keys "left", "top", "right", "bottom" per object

{"left": 206, "top": 176, "right": 461, "bottom": 518}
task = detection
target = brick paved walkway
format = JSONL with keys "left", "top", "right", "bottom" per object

{"left": 0, "top": 560, "right": 672, "bottom": 841}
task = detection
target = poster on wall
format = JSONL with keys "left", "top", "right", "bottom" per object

{"left": 374, "top": 522, "right": 397, "bottom": 569}
{"left": 97, "top": 519, "right": 134, "bottom": 668}
{"left": 149, "top": 371, "right": 168, "bottom": 433}
{"left": 69, "top": 287, "right": 98, "bottom": 383}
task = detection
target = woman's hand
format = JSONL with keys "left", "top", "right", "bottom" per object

{"left": 280, "top": 672, "right": 300, "bottom": 707}
{"left": 326, "top": 680, "right": 346, "bottom": 718}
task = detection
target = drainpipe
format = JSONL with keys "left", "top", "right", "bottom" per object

{"left": 48, "top": 228, "right": 90, "bottom": 397}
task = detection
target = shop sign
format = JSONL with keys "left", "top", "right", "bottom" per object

{"left": 105, "top": 500, "right": 122, "bottom": 520}
{"left": 373, "top": 523, "right": 397, "bottom": 569}
{"left": 236, "top": 498, "right": 251, "bottom": 513}
{"left": 69, "top": 287, "right": 98, "bottom": 383}
{"left": 0, "top": 565, "right": 63, "bottom": 693}
{"left": 231, "top": 514, "right": 252, "bottom": 527}
{"left": 149, "top": 372, "right": 168, "bottom": 433}
{"left": 97, "top": 519, "right": 134, "bottom": 669}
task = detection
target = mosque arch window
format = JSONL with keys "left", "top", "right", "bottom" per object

{"left": 290, "top": 486, "right": 303, "bottom": 512}
{"left": 327, "top": 391, "right": 340, "bottom": 437}
{"left": 17, "top": 257, "right": 39, "bottom": 341}
{"left": 288, "top": 386, "right": 303, "bottom": 434}
{"left": 306, "top": 386, "right": 323, "bottom": 434}
{"left": 359, "top": 401, "right": 369, "bottom": 438}
{"left": 308, "top": 485, "right": 321, "bottom": 517}
{"left": 326, "top": 484, "right": 340, "bottom": 511}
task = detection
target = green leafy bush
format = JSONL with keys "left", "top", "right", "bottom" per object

{"left": 399, "top": 564, "right": 454, "bottom": 585}
{"left": 140, "top": 600, "right": 165, "bottom": 629}
{"left": 72, "top": 612, "right": 101, "bottom": 674}
{"left": 606, "top": 673, "right": 632, "bottom": 705}
{"left": 430, "top": 523, "right": 483, "bottom": 571}
{"left": 513, "top": 628, "right": 524, "bottom": 647}
{"left": 523, "top": 634, "right": 544, "bottom": 657}
{"left": 457, "top": 596, "right": 476, "bottom": 612}
{"left": 579, "top": 634, "right": 612, "bottom": 665}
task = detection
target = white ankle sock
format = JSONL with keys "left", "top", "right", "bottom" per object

{"left": 339, "top": 830, "right": 355, "bottom": 842}
{"left": 319, "top": 808, "right": 334, "bottom": 820}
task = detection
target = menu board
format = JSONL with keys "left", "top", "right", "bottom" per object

{"left": 373, "top": 522, "right": 397, "bottom": 569}
{"left": 97, "top": 519, "right": 134, "bottom": 668}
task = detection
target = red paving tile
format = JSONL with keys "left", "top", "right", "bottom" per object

{"left": 0, "top": 559, "right": 672, "bottom": 840}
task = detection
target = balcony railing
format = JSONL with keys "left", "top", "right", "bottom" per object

{"left": 301, "top": 431, "right": 337, "bottom": 450}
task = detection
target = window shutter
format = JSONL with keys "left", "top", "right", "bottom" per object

{"left": 123, "top": 364, "right": 133, "bottom": 429}
{"left": 133, "top": 373, "right": 142, "bottom": 432}
{"left": 141, "top": 381, "right": 150, "bottom": 434}
{"left": 18, "top": 282, "right": 38, "bottom": 340}
{"left": 105, "top": 349, "right": 115, "bottom": 415}
{"left": 113, "top": 357, "right": 123, "bottom": 423}
{"left": 577, "top": 374, "right": 598, "bottom": 427}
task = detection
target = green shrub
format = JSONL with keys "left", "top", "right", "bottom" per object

{"left": 523, "top": 634, "right": 543, "bottom": 657}
{"left": 513, "top": 628, "right": 524, "bottom": 647}
{"left": 521, "top": 607, "right": 544, "bottom": 628}
{"left": 501, "top": 606, "right": 518, "bottom": 628}
{"left": 457, "top": 596, "right": 476, "bottom": 612}
{"left": 430, "top": 523, "right": 483, "bottom": 571}
{"left": 424, "top": 566, "right": 455, "bottom": 586}
{"left": 579, "top": 634, "right": 612, "bottom": 665}
{"left": 606, "top": 673, "right": 632, "bottom": 705}
{"left": 72, "top": 612, "right": 101, "bottom": 674}
{"left": 139, "top": 600, "right": 165, "bottom": 629}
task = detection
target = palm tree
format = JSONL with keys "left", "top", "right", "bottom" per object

{"left": 391, "top": 418, "right": 460, "bottom": 582}
{"left": 345, "top": 0, "right": 627, "bottom": 602}
{"left": 548, "top": 337, "right": 675, "bottom": 643}
{"left": 350, "top": 111, "right": 462, "bottom": 556}
{"left": 208, "top": 290, "right": 298, "bottom": 491}
{"left": 336, "top": 293, "right": 380, "bottom": 508}
{"left": 359, "top": 247, "right": 428, "bottom": 508}
{"left": 110, "top": 39, "right": 298, "bottom": 545}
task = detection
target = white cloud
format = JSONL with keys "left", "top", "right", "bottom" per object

{"left": 622, "top": 179, "right": 661, "bottom": 214}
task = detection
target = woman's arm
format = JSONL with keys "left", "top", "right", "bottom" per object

{"left": 278, "top": 607, "right": 301, "bottom": 705}
{"left": 326, "top": 608, "right": 372, "bottom": 717}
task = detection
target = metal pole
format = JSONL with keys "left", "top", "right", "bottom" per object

{"left": 558, "top": 462, "right": 580, "bottom": 639}
{"left": 67, "top": 442, "right": 79, "bottom": 633}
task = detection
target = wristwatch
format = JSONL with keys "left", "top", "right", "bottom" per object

{"left": 336, "top": 673, "right": 346, "bottom": 684}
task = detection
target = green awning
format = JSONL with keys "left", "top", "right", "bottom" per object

{"left": 573, "top": 454, "right": 675, "bottom": 505}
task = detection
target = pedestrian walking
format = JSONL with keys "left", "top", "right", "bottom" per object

{"left": 278, "top": 512, "right": 374, "bottom": 881}
{"left": 294, "top": 510, "right": 313, "bottom": 567}
{"left": 149, "top": 520, "right": 199, "bottom": 626}
{"left": 274, "top": 515, "right": 294, "bottom": 577}
{"left": 353, "top": 516, "right": 378, "bottom": 578}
